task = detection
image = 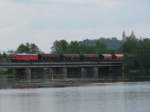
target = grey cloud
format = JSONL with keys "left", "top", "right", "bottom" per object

{"left": 0, "top": 0, "right": 149, "bottom": 52}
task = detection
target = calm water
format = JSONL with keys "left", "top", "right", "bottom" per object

{"left": 0, "top": 82, "right": 150, "bottom": 112}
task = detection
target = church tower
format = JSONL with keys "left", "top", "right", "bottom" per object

{"left": 130, "top": 31, "right": 136, "bottom": 39}
{"left": 122, "top": 31, "right": 127, "bottom": 42}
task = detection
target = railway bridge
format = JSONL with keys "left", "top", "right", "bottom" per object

{"left": 0, "top": 61, "right": 123, "bottom": 82}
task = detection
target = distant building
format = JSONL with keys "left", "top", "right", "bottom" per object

{"left": 122, "top": 31, "right": 127, "bottom": 42}
{"left": 130, "top": 31, "right": 136, "bottom": 39}
{"left": 122, "top": 31, "right": 136, "bottom": 42}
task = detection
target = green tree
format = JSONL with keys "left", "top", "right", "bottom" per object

{"left": 67, "top": 41, "right": 80, "bottom": 53}
{"left": 30, "top": 43, "right": 40, "bottom": 53}
{"left": 137, "top": 39, "right": 150, "bottom": 73}
{"left": 51, "top": 39, "right": 108, "bottom": 54}
{"left": 51, "top": 40, "right": 68, "bottom": 54}
{"left": 121, "top": 37, "right": 139, "bottom": 54}
{"left": 16, "top": 43, "right": 28, "bottom": 53}
{"left": 95, "top": 40, "right": 107, "bottom": 53}
{"left": 16, "top": 43, "right": 40, "bottom": 53}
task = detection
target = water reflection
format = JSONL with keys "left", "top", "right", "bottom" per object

{"left": 0, "top": 82, "right": 150, "bottom": 112}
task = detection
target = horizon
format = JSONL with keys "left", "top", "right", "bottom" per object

{"left": 2, "top": 31, "right": 148, "bottom": 54}
{"left": 0, "top": 31, "right": 148, "bottom": 53}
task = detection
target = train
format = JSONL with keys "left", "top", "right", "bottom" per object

{"left": 9, "top": 53, "right": 124, "bottom": 62}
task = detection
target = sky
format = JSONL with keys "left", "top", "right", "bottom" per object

{"left": 0, "top": 0, "right": 150, "bottom": 52}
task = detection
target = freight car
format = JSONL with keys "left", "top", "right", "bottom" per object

{"left": 99, "top": 54, "right": 112, "bottom": 60}
{"left": 9, "top": 53, "right": 124, "bottom": 62}
{"left": 82, "top": 54, "right": 99, "bottom": 61}
{"left": 39, "top": 54, "right": 61, "bottom": 62}
{"left": 112, "top": 54, "right": 124, "bottom": 60}
{"left": 62, "top": 54, "right": 81, "bottom": 61}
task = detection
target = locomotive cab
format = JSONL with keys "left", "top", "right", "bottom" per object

{"left": 9, "top": 53, "right": 39, "bottom": 62}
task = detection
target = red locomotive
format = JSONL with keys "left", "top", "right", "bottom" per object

{"left": 9, "top": 53, "right": 124, "bottom": 62}
{"left": 9, "top": 54, "right": 39, "bottom": 62}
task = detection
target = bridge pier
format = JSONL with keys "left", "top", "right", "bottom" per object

{"left": 43, "top": 68, "right": 50, "bottom": 80}
{"left": 25, "top": 68, "right": 31, "bottom": 82}
{"left": 63, "top": 67, "right": 68, "bottom": 79}
{"left": 48, "top": 67, "right": 67, "bottom": 79}
{"left": 81, "top": 67, "right": 99, "bottom": 79}
{"left": 93, "top": 67, "right": 99, "bottom": 79}
{"left": 67, "top": 67, "right": 81, "bottom": 79}
{"left": 108, "top": 66, "right": 113, "bottom": 80}
{"left": 48, "top": 68, "right": 53, "bottom": 80}
{"left": 98, "top": 66, "right": 108, "bottom": 80}
{"left": 81, "top": 68, "right": 86, "bottom": 79}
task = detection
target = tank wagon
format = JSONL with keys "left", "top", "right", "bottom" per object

{"left": 9, "top": 53, "right": 124, "bottom": 62}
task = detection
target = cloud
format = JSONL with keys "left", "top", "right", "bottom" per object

{"left": 9, "top": 0, "right": 122, "bottom": 9}
{"left": 0, "top": 0, "right": 149, "bottom": 52}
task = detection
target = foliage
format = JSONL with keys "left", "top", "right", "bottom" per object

{"left": 51, "top": 40, "right": 109, "bottom": 54}
{"left": 16, "top": 43, "right": 41, "bottom": 54}
{"left": 0, "top": 52, "right": 9, "bottom": 62}
{"left": 81, "top": 37, "right": 123, "bottom": 50}
{"left": 121, "top": 36, "right": 150, "bottom": 77}
{"left": 136, "top": 39, "right": 150, "bottom": 71}
{"left": 51, "top": 35, "right": 150, "bottom": 79}
{"left": 121, "top": 37, "right": 139, "bottom": 54}
{"left": 51, "top": 40, "right": 68, "bottom": 54}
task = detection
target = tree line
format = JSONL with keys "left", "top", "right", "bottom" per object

{"left": 51, "top": 40, "right": 109, "bottom": 54}
{"left": 121, "top": 37, "right": 150, "bottom": 79}
{"left": 51, "top": 34, "right": 150, "bottom": 80}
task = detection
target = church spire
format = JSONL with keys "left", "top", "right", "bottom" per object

{"left": 122, "top": 31, "right": 127, "bottom": 41}
{"left": 130, "top": 31, "right": 136, "bottom": 39}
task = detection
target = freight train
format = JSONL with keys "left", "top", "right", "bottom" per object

{"left": 9, "top": 53, "right": 124, "bottom": 62}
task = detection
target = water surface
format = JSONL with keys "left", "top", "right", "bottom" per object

{"left": 0, "top": 82, "right": 150, "bottom": 112}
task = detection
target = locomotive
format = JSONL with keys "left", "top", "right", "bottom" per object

{"left": 9, "top": 53, "right": 124, "bottom": 62}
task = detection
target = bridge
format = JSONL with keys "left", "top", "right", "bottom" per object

{"left": 0, "top": 61, "right": 124, "bottom": 83}
{"left": 0, "top": 61, "right": 122, "bottom": 68}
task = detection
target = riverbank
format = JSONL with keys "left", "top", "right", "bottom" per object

{"left": 1, "top": 79, "right": 149, "bottom": 89}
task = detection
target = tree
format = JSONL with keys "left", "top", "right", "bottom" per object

{"left": 51, "top": 39, "right": 108, "bottom": 54}
{"left": 16, "top": 43, "right": 40, "bottom": 53}
{"left": 67, "top": 41, "right": 80, "bottom": 53}
{"left": 51, "top": 40, "right": 68, "bottom": 54}
{"left": 136, "top": 39, "right": 150, "bottom": 72}
{"left": 121, "top": 37, "right": 139, "bottom": 54}
{"left": 16, "top": 43, "right": 27, "bottom": 53}
{"left": 95, "top": 40, "right": 107, "bottom": 53}
{"left": 30, "top": 43, "right": 40, "bottom": 53}
{"left": 0, "top": 52, "right": 8, "bottom": 62}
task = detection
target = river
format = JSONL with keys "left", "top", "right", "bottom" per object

{"left": 0, "top": 82, "right": 150, "bottom": 112}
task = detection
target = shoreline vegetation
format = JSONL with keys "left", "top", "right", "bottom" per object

{"left": 0, "top": 31, "right": 150, "bottom": 88}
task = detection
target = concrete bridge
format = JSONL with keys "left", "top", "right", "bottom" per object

{"left": 0, "top": 61, "right": 122, "bottom": 68}
{"left": 0, "top": 61, "right": 124, "bottom": 82}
